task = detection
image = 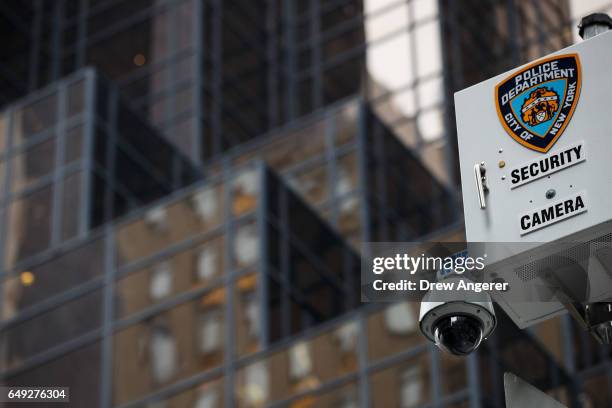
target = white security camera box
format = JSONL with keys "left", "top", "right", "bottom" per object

{"left": 454, "top": 30, "right": 612, "bottom": 328}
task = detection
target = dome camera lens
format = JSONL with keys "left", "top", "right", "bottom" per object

{"left": 433, "top": 315, "right": 484, "bottom": 356}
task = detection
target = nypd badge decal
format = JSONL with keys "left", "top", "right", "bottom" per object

{"left": 495, "top": 53, "right": 581, "bottom": 153}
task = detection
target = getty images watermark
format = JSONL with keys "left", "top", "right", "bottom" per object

{"left": 365, "top": 245, "right": 509, "bottom": 301}
{"left": 360, "top": 241, "right": 603, "bottom": 303}
{"left": 370, "top": 250, "right": 508, "bottom": 293}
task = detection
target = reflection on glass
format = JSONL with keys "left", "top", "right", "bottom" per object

{"left": 4, "top": 185, "right": 53, "bottom": 268}
{"left": 384, "top": 301, "right": 418, "bottom": 334}
{"left": 233, "top": 223, "right": 259, "bottom": 268}
{"left": 113, "top": 290, "right": 225, "bottom": 405}
{"left": 236, "top": 273, "right": 260, "bottom": 355}
{"left": 144, "top": 205, "right": 168, "bottom": 232}
{"left": 244, "top": 295, "right": 259, "bottom": 338}
{"left": 67, "top": 79, "right": 85, "bottom": 117}
{"left": 150, "top": 261, "right": 173, "bottom": 300}
{"left": 2, "top": 237, "right": 103, "bottom": 319}
{"left": 150, "top": 325, "right": 178, "bottom": 384}
{"left": 335, "top": 103, "right": 359, "bottom": 147}
{"left": 198, "top": 308, "right": 223, "bottom": 354}
{"left": 116, "top": 187, "right": 223, "bottom": 266}
{"left": 196, "top": 245, "right": 219, "bottom": 281}
{"left": 194, "top": 387, "right": 219, "bottom": 408}
{"left": 10, "top": 137, "right": 56, "bottom": 193}
{"left": 333, "top": 321, "right": 359, "bottom": 369}
{"left": 61, "top": 171, "right": 82, "bottom": 241}
{"left": 116, "top": 236, "right": 225, "bottom": 318}
{"left": 418, "top": 107, "right": 444, "bottom": 141}
{"left": 237, "top": 319, "right": 359, "bottom": 406}
{"left": 370, "top": 353, "right": 431, "bottom": 408}
{"left": 415, "top": 20, "right": 442, "bottom": 77}
{"left": 289, "top": 341, "right": 313, "bottom": 381}
{"left": 282, "top": 382, "right": 359, "bottom": 408}
{"left": 440, "top": 352, "right": 467, "bottom": 395}
{"left": 364, "top": 0, "right": 446, "bottom": 150}
{"left": 1, "top": 289, "right": 102, "bottom": 372}
{"left": 4, "top": 342, "right": 101, "bottom": 407}
{"left": 191, "top": 185, "right": 222, "bottom": 223}
{"left": 87, "top": 19, "right": 155, "bottom": 96}
{"left": 240, "top": 361, "right": 269, "bottom": 408}
{"left": 338, "top": 195, "right": 361, "bottom": 248}
{"left": 368, "top": 303, "right": 424, "bottom": 362}
{"left": 14, "top": 93, "right": 57, "bottom": 141}
{"left": 232, "top": 169, "right": 259, "bottom": 216}
{"left": 401, "top": 365, "right": 423, "bottom": 408}
{"left": 336, "top": 152, "right": 358, "bottom": 201}
{"left": 64, "top": 124, "right": 84, "bottom": 164}
{"left": 288, "top": 163, "right": 328, "bottom": 205}
{"left": 138, "top": 376, "right": 224, "bottom": 408}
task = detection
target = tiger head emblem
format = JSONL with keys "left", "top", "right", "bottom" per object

{"left": 521, "top": 87, "right": 559, "bottom": 126}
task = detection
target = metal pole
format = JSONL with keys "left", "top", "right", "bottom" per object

{"left": 578, "top": 13, "right": 612, "bottom": 40}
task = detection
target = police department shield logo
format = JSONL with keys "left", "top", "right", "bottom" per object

{"left": 495, "top": 53, "right": 581, "bottom": 153}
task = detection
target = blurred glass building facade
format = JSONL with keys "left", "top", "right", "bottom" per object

{"left": 1, "top": 0, "right": 612, "bottom": 407}
{"left": 0, "top": 68, "right": 198, "bottom": 270}
{"left": 0, "top": 0, "right": 575, "bottom": 181}
{"left": 1, "top": 100, "right": 461, "bottom": 406}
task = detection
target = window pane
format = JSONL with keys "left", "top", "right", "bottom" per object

{"left": 1, "top": 289, "right": 103, "bottom": 372}
{"left": 67, "top": 79, "right": 86, "bottom": 117}
{"left": 415, "top": 20, "right": 442, "bottom": 77}
{"left": 195, "top": 237, "right": 224, "bottom": 284}
{"left": 1, "top": 237, "right": 104, "bottom": 318}
{"left": 150, "top": 261, "right": 173, "bottom": 300}
{"left": 115, "top": 235, "right": 225, "bottom": 319}
{"left": 367, "top": 302, "right": 425, "bottom": 362}
{"left": 277, "top": 382, "right": 359, "bottom": 408}
{"left": 334, "top": 102, "right": 359, "bottom": 147}
{"left": 236, "top": 320, "right": 358, "bottom": 405}
{"left": 335, "top": 152, "right": 358, "bottom": 198}
{"left": 441, "top": 352, "right": 467, "bottom": 395}
{"left": 115, "top": 184, "right": 224, "bottom": 266}
{"left": 113, "top": 289, "right": 226, "bottom": 405}
{"left": 139, "top": 376, "right": 224, "bottom": 408}
{"left": 4, "top": 341, "right": 101, "bottom": 407}
{"left": 64, "top": 124, "right": 84, "bottom": 164}
{"left": 11, "top": 137, "right": 56, "bottom": 193}
{"left": 62, "top": 171, "right": 82, "bottom": 241}
{"left": 4, "top": 185, "right": 53, "bottom": 267}
{"left": 288, "top": 163, "right": 328, "bottom": 205}
{"left": 232, "top": 168, "right": 259, "bottom": 216}
{"left": 233, "top": 222, "right": 259, "bottom": 269}
{"left": 370, "top": 352, "right": 431, "bottom": 408}
{"left": 14, "top": 93, "right": 58, "bottom": 141}
{"left": 87, "top": 19, "right": 153, "bottom": 85}
{"left": 235, "top": 273, "right": 261, "bottom": 355}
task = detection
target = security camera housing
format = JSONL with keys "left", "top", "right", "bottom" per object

{"left": 454, "top": 28, "right": 612, "bottom": 331}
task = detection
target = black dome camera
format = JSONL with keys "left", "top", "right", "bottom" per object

{"left": 419, "top": 278, "right": 496, "bottom": 356}
{"left": 433, "top": 314, "right": 485, "bottom": 356}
